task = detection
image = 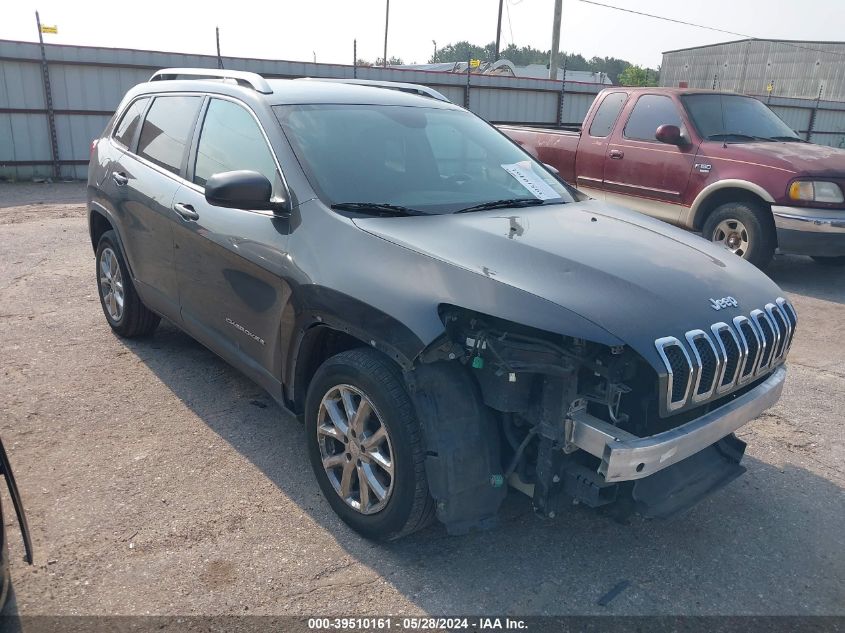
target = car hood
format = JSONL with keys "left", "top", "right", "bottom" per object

{"left": 352, "top": 200, "right": 785, "bottom": 364}
{"left": 705, "top": 140, "right": 845, "bottom": 176}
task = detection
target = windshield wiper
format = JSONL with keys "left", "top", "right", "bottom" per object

{"left": 454, "top": 198, "right": 549, "bottom": 214}
{"left": 706, "top": 133, "right": 771, "bottom": 142}
{"left": 766, "top": 135, "right": 806, "bottom": 142}
{"left": 330, "top": 202, "right": 427, "bottom": 217}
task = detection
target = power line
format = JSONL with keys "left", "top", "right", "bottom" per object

{"left": 578, "top": 0, "right": 845, "bottom": 59}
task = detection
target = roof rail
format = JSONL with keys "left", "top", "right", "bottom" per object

{"left": 300, "top": 78, "right": 451, "bottom": 103}
{"left": 149, "top": 68, "right": 273, "bottom": 94}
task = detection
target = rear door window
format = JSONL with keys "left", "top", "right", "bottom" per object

{"left": 588, "top": 92, "right": 627, "bottom": 138}
{"left": 113, "top": 97, "right": 149, "bottom": 149}
{"left": 137, "top": 96, "right": 202, "bottom": 175}
{"left": 623, "top": 95, "right": 682, "bottom": 142}
{"left": 193, "top": 98, "right": 280, "bottom": 192}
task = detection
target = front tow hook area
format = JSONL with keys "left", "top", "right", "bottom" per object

{"left": 630, "top": 434, "right": 747, "bottom": 518}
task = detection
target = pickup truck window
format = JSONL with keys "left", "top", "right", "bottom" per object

{"left": 588, "top": 92, "right": 628, "bottom": 138}
{"left": 193, "top": 98, "right": 281, "bottom": 194}
{"left": 623, "top": 95, "right": 683, "bottom": 142}
{"left": 681, "top": 94, "right": 800, "bottom": 142}
{"left": 275, "top": 104, "right": 573, "bottom": 215}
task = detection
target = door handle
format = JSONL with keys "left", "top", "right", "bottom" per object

{"left": 173, "top": 202, "right": 199, "bottom": 221}
{"left": 112, "top": 172, "right": 129, "bottom": 186}
{"left": 609, "top": 149, "right": 624, "bottom": 160}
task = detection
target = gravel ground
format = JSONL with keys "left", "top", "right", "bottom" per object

{"left": 0, "top": 182, "right": 843, "bottom": 616}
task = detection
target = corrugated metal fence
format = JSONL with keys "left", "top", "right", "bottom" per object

{"left": 0, "top": 39, "right": 600, "bottom": 180}
{"left": 2, "top": 39, "right": 844, "bottom": 181}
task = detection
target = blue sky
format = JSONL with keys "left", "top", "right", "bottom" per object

{"left": 2, "top": 0, "right": 842, "bottom": 68}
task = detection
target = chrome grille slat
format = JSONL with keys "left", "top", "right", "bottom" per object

{"left": 777, "top": 297, "right": 797, "bottom": 354}
{"left": 654, "top": 298, "right": 797, "bottom": 415}
{"left": 685, "top": 329, "right": 719, "bottom": 402}
{"left": 655, "top": 337, "right": 693, "bottom": 412}
{"left": 711, "top": 322, "right": 744, "bottom": 393}
{"left": 733, "top": 315, "right": 761, "bottom": 385}
{"left": 751, "top": 309, "right": 777, "bottom": 371}
{"left": 764, "top": 303, "right": 786, "bottom": 362}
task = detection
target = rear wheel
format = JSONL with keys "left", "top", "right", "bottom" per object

{"left": 305, "top": 348, "right": 434, "bottom": 540}
{"left": 702, "top": 201, "right": 776, "bottom": 268}
{"left": 811, "top": 255, "right": 845, "bottom": 267}
{"left": 95, "top": 230, "right": 160, "bottom": 337}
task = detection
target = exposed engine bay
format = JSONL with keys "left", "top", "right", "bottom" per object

{"left": 407, "top": 307, "right": 769, "bottom": 534}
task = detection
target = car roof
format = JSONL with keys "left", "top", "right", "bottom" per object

{"left": 133, "top": 75, "right": 460, "bottom": 110}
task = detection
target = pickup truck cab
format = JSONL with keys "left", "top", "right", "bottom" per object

{"left": 501, "top": 88, "right": 845, "bottom": 268}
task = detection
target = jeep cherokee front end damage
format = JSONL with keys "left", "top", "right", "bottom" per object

{"left": 407, "top": 302, "right": 793, "bottom": 534}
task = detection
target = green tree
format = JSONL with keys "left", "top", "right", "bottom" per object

{"left": 375, "top": 56, "right": 405, "bottom": 66}
{"left": 618, "top": 64, "right": 659, "bottom": 87}
{"left": 429, "top": 41, "right": 494, "bottom": 64}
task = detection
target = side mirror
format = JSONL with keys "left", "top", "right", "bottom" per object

{"left": 205, "top": 170, "right": 289, "bottom": 214}
{"left": 543, "top": 163, "right": 560, "bottom": 175}
{"left": 655, "top": 124, "right": 684, "bottom": 146}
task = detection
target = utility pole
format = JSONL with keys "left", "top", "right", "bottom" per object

{"left": 548, "top": 0, "right": 563, "bottom": 80}
{"left": 35, "top": 11, "right": 60, "bottom": 180}
{"left": 432, "top": 40, "right": 437, "bottom": 63}
{"left": 495, "top": 0, "right": 504, "bottom": 60}
{"left": 215, "top": 27, "right": 223, "bottom": 69}
{"left": 383, "top": 0, "right": 390, "bottom": 67}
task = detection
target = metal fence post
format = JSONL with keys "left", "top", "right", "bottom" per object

{"left": 806, "top": 84, "right": 823, "bottom": 142}
{"left": 35, "top": 11, "right": 60, "bottom": 180}
{"left": 557, "top": 57, "right": 567, "bottom": 126}
{"left": 464, "top": 56, "right": 471, "bottom": 110}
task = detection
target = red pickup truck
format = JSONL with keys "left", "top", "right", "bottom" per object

{"left": 500, "top": 88, "right": 845, "bottom": 268}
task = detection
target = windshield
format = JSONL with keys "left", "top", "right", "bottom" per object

{"left": 682, "top": 94, "right": 800, "bottom": 142}
{"left": 274, "top": 104, "right": 574, "bottom": 214}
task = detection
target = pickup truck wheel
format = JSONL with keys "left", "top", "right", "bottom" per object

{"left": 305, "top": 348, "right": 435, "bottom": 540}
{"left": 811, "top": 256, "right": 845, "bottom": 266}
{"left": 702, "top": 201, "right": 775, "bottom": 268}
{"left": 95, "top": 230, "right": 160, "bottom": 337}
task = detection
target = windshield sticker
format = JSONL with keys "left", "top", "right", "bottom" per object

{"left": 501, "top": 162, "right": 560, "bottom": 200}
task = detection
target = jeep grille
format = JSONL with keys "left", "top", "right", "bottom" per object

{"left": 654, "top": 297, "right": 796, "bottom": 414}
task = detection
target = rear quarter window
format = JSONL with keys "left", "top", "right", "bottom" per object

{"left": 588, "top": 92, "right": 627, "bottom": 138}
{"left": 112, "top": 97, "right": 149, "bottom": 149}
{"left": 137, "top": 96, "right": 202, "bottom": 174}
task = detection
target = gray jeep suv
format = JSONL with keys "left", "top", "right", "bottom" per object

{"left": 88, "top": 69, "right": 796, "bottom": 539}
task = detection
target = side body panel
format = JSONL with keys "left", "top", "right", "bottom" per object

{"left": 497, "top": 126, "right": 580, "bottom": 184}
{"left": 171, "top": 182, "right": 295, "bottom": 401}
{"left": 110, "top": 149, "right": 182, "bottom": 318}
{"left": 600, "top": 93, "right": 698, "bottom": 225}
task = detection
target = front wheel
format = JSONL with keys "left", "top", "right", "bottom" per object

{"left": 702, "top": 201, "right": 776, "bottom": 268}
{"left": 811, "top": 255, "right": 845, "bottom": 267}
{"left": 305, "top": 348, "right": 434, "bottom": 540}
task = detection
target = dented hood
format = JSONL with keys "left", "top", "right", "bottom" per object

{"left": 352, "top": 200, "right": 785, "bottom": 365}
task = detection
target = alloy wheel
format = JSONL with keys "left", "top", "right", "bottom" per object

{"left": 99, "top": 247, "right": 125, "bottom": 321}
{"left": 316, "top": 384, "right": 395, "bottom": 515}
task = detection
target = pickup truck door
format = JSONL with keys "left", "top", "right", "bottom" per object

{"left": 171, "top": 97, "right": 294, "bottom": 400}
{"left": 601, "top": 94, "right": 697, "bottom": 224}
{"left": 573, "top": 91, "right": 629, "bottom": 198}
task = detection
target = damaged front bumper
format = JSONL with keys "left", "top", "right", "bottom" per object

{"left": 567, "top": 366, "right": 786, "bottom": 482}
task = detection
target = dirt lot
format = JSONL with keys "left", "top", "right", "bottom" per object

{"left": 0, "top": 182, "right": 843, "bottom": 616}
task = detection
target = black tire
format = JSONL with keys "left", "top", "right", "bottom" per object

{"left": 702, "top": 201, "right": 776, "bottom": 268}
{"left": 305, "top": 348, "right": 435, "bottom": 540}
{"left": 811, "top": 255, "right": 845, "bottom": 267}
{"left": 95, "top": 230, "right": 160, "bottom": 338}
